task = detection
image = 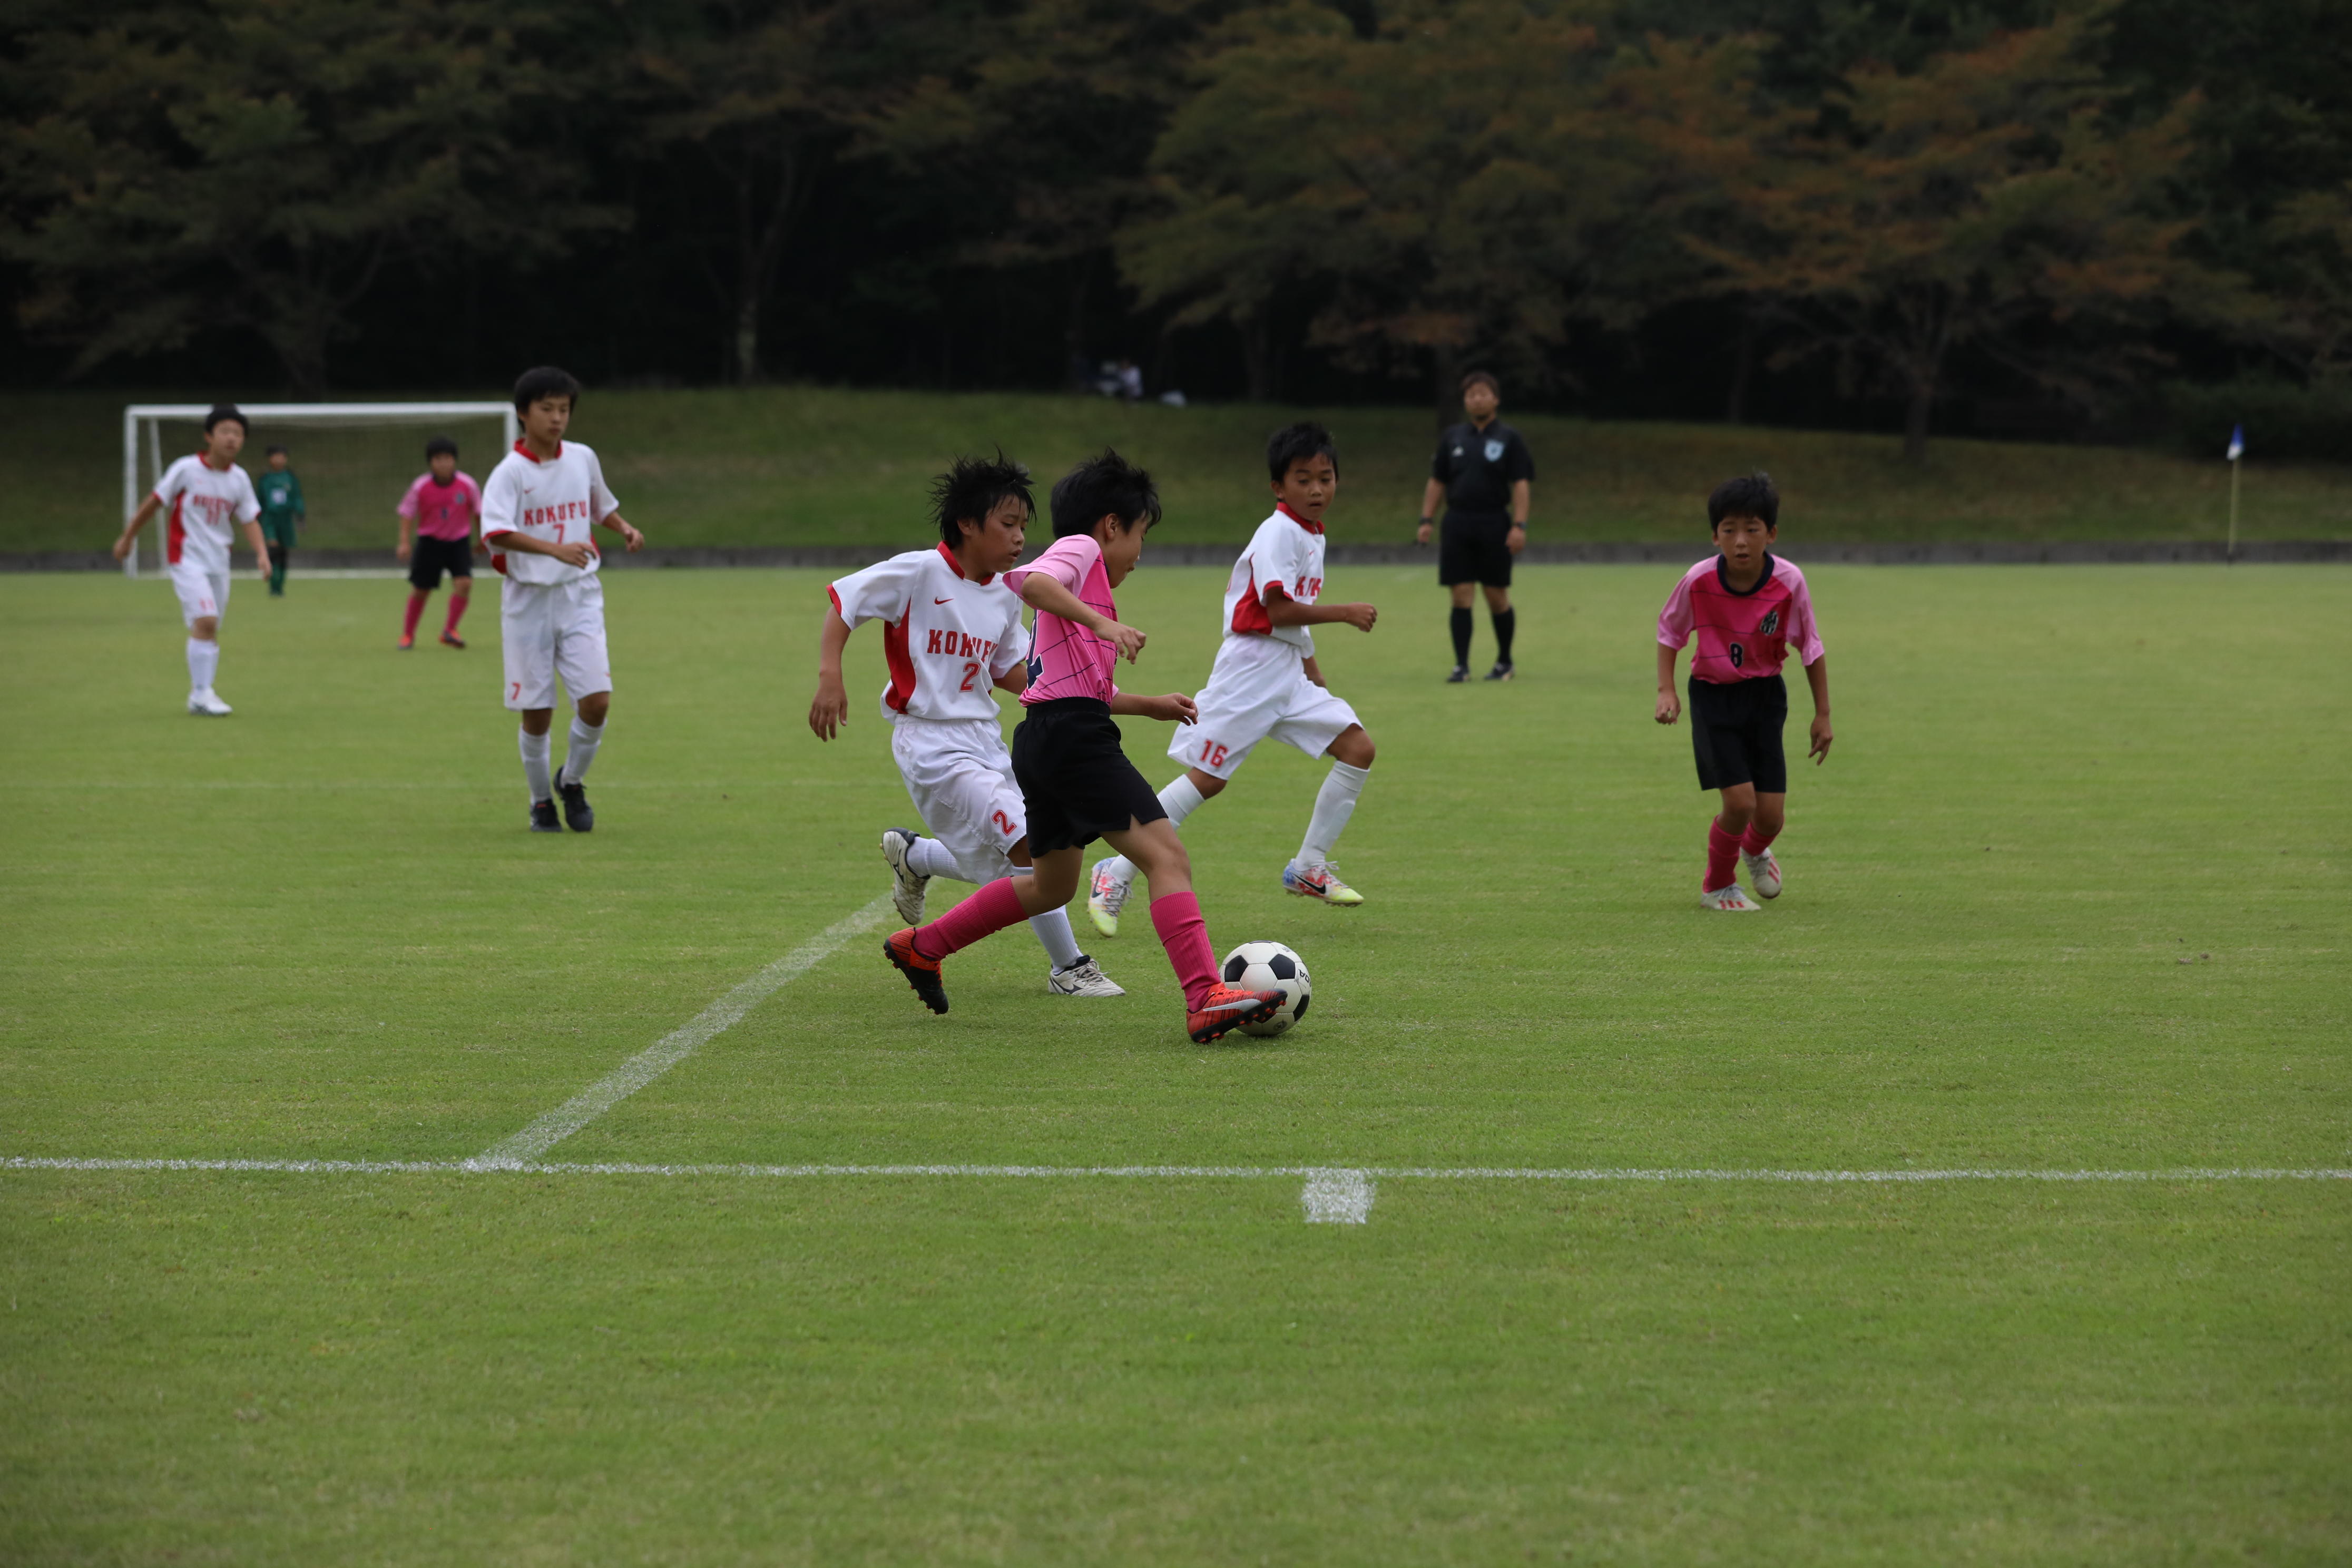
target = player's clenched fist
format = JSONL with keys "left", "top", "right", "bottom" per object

{"left": 1335, "top": 602, "right": 1377, "bottom": 633}
{"left": 1654, "top": 688, "right": 1681, "bottom": 726}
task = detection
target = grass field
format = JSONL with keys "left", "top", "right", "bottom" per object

{"left": 3, "top": 561, "right": 2348, "bottom": 1564}
{"left": 8, "top": 386, "right": 2352, "bottom": 555}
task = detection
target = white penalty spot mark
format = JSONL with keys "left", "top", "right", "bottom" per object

{"left": 1301, "top": 1168, "right": 1375, "bottom": 1224}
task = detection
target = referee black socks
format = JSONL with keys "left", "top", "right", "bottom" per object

{"left": 1492, "top": 608, "right": 1516, "bottom": 665}
{"left": 1449, "top": 607, "right": 1473, "bottom": 667}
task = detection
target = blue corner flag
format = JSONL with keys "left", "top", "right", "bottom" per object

{"left": 2227, "top": 425, "right": 2244, "bottom": 461}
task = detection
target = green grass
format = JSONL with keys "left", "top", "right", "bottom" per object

{"left": 3, "top": 562, "right": 2349, "bottom": 1563}
{"left": 7, "top": 386, "right": 2351, "bottom": 554}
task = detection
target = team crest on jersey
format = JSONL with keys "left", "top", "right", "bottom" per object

{"left": 1758, "top": 609, "right": 1781, "bottom": 636}
{"left": 1484, "top": 438, "right": 1505, "bottom": 462}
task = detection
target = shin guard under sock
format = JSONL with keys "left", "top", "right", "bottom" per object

{"left": 1740, "top": 823, "right": 1779, "bottom": 856}
{"left": 1705, "top": 819, "right": 1743, "bottom": 893}
{"left": 912, "top": 876, "right": 1028, "bottom": 960}
{"left": 1148, "top": 891, "right": 1219, "bottom": 1010}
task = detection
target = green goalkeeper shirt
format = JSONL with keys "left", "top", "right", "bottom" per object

{"left": 257, "top": 469, "right": 305, "bottom": 543}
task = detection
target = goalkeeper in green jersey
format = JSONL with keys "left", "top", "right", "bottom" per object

{"left": 257, "top": 445, "right": 305, "bottom": 595}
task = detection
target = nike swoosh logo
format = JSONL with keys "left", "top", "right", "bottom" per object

{"left": 934, "top": 597, "right": 954, "bottom": 604}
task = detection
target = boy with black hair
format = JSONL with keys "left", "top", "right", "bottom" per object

{"left": 257, "top": 445, "right": 303, "bottom": 596}
{"left": 396, "top": 435, "right": 484, "bottom": 649}
{"left": 1417, "top": 369, "right": 1534, "bottom": 681}
{"left": 809, "top": 454, "right": 1122, "bottom": 998}
{"left": 1087, "top": 420, "right": 1381, "bottom": 933}
{"left": 111, "top": 403, "right": 268, "bottom": 716}
{"left": 480, "top": 366, "right": 645, "bottom": 832}
{"left": 881, "top": 449, "right": 1286, "bottom": 1043}
{"left": 1654, "top": 472, "right": 1832, "bottom": 912}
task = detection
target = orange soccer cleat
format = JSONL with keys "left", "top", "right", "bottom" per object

{"left": 1185, "top": 983, "right": 1285, "bottom": 1044}
{"left": 883, "top": 928, "right": 949, "bottom": 1014}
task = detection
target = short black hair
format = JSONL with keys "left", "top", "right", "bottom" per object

{"left": 203, "top": 404, "right": 247, "bottom": 434}
{"left": 512, "top": 365, "right": 581, "bottom": 413}
{"left": 1461, "top": 369, "right": 1500, "bottom": 397}
{"left": 425, "top": 435, "right": 458, "bottom": 460}
{"left": 1707, "top": 472, "right": 1780, "bottom": 531}
{"left": 930, "top": 452, "right": 1034, "bottom": 547}
{"left": 264, "top": 444, "right": 287, "bottom": 458}
{"left": 1267, "top": 420, "right": 1339, "bottom": 482}
{"left": 1050, "top": 448, "right": 1161, "bottom": 538}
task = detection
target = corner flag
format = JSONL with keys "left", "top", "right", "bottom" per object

{"left": 2227, "top": 425, "right": 2244, "bottom": 461}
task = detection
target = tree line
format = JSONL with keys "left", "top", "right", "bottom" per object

{"left": 4, "top": 0, "right": 2347, "bottom": 459}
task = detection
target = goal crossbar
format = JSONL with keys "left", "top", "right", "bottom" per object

{"left": 121, "top": 401, "right": 518, "bottom": 577}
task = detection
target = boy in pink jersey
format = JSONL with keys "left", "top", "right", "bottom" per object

{"left": 881, "top": 450, "right": 1287, "bottom": 1043}
{"left": 1655, "top": 473, "right": 1832, "bottom": 912}
{"left": 395, "top": 435, "right": 484, "bottom": 650}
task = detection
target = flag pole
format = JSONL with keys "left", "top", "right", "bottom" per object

{"left": 2225, "top": 424, "right": 2243, "bottom": 566}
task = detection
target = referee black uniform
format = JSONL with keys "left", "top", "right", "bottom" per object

{"left": 1431, "top": 417, "right": 1534, "bottom": 673}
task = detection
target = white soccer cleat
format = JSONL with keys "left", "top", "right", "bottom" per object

{"left": 1282, "top": 860, "right": 1364, "bottom": 906}
{"left": 1047, "top": 955, "right": 1125, "bottom": 997}
{"left": 1087, "top": 858, "right": 1132, "bottom": 937}
{"left": 1741, "top": 846, "right": 1782, "bottom": 899}
{"left": 1700, "top": 883, "right": 1762, "bottom": 912}
{"left": 879, "top": 827, "right": 929, "bottom": 925}
{"left": 187, "top": 689, "right": 233, "bottom": 717}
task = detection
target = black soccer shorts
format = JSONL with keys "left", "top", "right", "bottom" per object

{"left": 1688, "top": 673, "right": 1788, "bottom": 794}
{"left": 1438, "top": 509, "right": 1515, "bottom": 586}
{"left": 408, "top": 534, "right": 475, "bottom": 591}
{"left": 1011, "top": 698, "right": 1170, "bottom": 855}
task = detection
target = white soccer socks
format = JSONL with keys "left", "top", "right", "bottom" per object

{"left": 558, "top": 715, "right": 605, "bottom": 788}
{"left": 185, "top": 636, "right": 219, "bottom": 697}
{"left": 1101, "top": 776, "right": 1210, "bottom": 883}
{"left": 1008, "top": 865, "right": 1085, "bottom": 967}
{"left": 518, "top": 726, "right": 553, "bottom": 802}
{"left": 1295, "top": 760, "right": 1371, "bottom": 869}
{"left": 906, "top": 836, "right": 963, "bottom": 879}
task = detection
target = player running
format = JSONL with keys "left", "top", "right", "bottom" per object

{"left": 110, "top": 403, "right": 269, "bottom": 716}
{"left": 1087, "top": 421, "right": 1380, "bottom": 933}
{"left": 479, "top": 367, "right": 645, "bottom": 833}
{"left": 880, "top": 450, "right": 1286, "bottom": 1042}
{"left": 809, "top": 454, "right": 1122, "bottom": 998}
{"left": 396, "top": 435, "right": 484, "bottom": 650}
{"left": 1654, "top": 472, "right": 1832, "bottom": 911}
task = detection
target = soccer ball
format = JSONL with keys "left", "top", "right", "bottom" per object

{"left": 1221, "top": 941, "right": 1310, "bottom": 1037}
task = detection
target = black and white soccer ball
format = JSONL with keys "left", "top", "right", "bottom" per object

{"left": 1220, "top": 940, "right": 1310, "bottom": 1037}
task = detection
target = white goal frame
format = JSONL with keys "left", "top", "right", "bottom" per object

{"left": 121, "top": 401, "right": 518, "bottom": 577}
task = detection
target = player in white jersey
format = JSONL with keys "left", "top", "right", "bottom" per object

{"left": 808, "top": 455, "right": 1121, "bottom": 998}
{"left": 479, "top": 366, "right": 644, "bottom": 833}
{"left": 1088, "top": 422, "right": 1381, "bottom": 934}
{"left": 111, "top": 404, "right": 269, "bottom": 716}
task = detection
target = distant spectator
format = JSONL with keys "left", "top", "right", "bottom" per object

{"left": 256, "top": 444, "right": 305, "bottom": 597}
{"left": 1118, "top": 358, "right": 1145, "bottom": 401}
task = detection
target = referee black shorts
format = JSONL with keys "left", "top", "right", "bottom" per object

{"left": 408, "top": 534, "right": 474, "bottom": 591}
{"left": 1010, "top": 698, "right": 1170, "bottom": 856}
{"left": 1688, "top": 674, "right": 1788, "bottom": 794}
{"left": 1438, "top": 509, "right": 1514, "bottom": 586}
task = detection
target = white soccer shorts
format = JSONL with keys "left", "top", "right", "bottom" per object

{"left": 1167, "top": 639, "right": 1359, "bottom": 780}
{"left": 500, "top": 576, "right": 612, "bottom": 712}
{"left": 892, "top": 716, "right": 1028, "bottom": 884}
{"left": 170, "top": 563, "right": 230, "bottom": 628}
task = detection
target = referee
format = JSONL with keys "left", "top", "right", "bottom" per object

{"left": 1416, "top": 369, "right": 1533, "bottom": 681}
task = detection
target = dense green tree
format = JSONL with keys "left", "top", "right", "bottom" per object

{"left": 0, "top": 0, "right": 613, "bottom": 396}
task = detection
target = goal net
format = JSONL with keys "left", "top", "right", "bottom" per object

{"left": 121, "top": 403, "right": 517, "bottom": 577}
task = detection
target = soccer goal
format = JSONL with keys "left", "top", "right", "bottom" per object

{"left": 121, "top": 402, "right": 518, "bottom": 577}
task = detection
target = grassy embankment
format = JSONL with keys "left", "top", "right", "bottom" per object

{"left": 5, "top": 386, "right": 2348, "bottom": 555}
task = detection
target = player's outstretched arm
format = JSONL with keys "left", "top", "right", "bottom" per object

{"left": 1017, "top": 573, "right": 1145, "bottom": 663}
{"left": 598, "top": 511, "right": 644, "bottom": 552}
{"left": 1110, "top": 691, "right": 1197, "bottom": 725}
{"left": 111, "top": 494, "right": 162, "bottom": 561}
{"left": 1265, "top": 593, "right": 1375, "bottom": 633}
{"left": 808, "top": 611, "right": 856, "bottom": 740}
{"left": 1654, "top": 643, "right": 1681, "bottom": 725}
{"left": 1805, "top": 655, "right": 1832, "bottom": 762}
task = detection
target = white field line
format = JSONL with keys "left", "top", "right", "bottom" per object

{"left": 9, "top": 1158, "right": 2348, "bottom": 1182}
{"left": 465, "top": 894, "right": 894, "bottom": 1169}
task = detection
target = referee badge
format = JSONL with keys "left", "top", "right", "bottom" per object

{"left": 1484, "top": 438, "right": 1505, "bottom": 462}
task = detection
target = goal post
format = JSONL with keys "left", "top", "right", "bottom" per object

{"left": 122, "top": 402, "right": 518, "bottom": 577}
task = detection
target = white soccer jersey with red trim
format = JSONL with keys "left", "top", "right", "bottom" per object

{"left": 153, "top": 454, "right": 260, "bottom": 573}
{"left": 1219, "top": 503, "right": 1326, "bottom": 654}
{"left": 479, "top": 439, "right": 618, "bottom": 585}
{"left": 828, "top": 544, "right": 1030, "bottom": 722}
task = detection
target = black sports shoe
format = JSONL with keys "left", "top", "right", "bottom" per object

{"left": 558, "top": 777, "right": 594, "bottom": 832}
{"left": 1445, "top": 664, "right": 1470, "bottom": 683}
{"left": 529, "top": 799, "right": 561, "bottom": 832}
{"left": 1484, "top": 661, "right": 1515, "bottom": 682}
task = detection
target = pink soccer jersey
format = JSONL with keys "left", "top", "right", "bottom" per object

{"left": 1657, "top": 553, "right": 1823, "bottom": 684}
{"left": 1003, "top": 533, "right": 1120, "bottom": 705}
{"left": 398, "top": 471, "right": 483, "bottom": 541}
